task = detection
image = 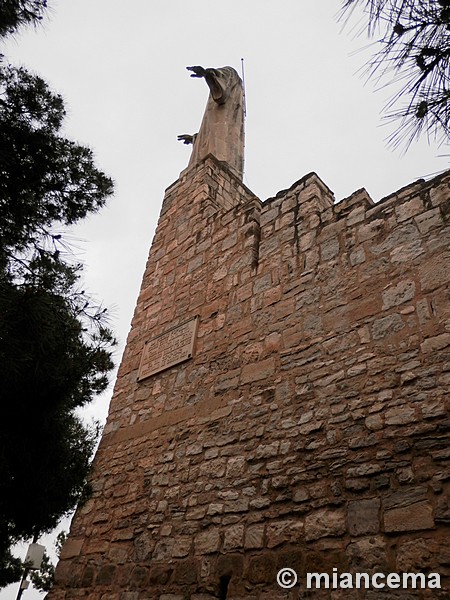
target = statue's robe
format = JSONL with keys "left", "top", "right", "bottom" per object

{"left": 188, "top": 66, "right": 245, "bottom": 180}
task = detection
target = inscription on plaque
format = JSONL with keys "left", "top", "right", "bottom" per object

{"left": 138, "top": 316, "right": 199, "bottom": 381}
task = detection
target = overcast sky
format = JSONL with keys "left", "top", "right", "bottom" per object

{"left": 2, "top": 1, "right": 448, "bottom": 598}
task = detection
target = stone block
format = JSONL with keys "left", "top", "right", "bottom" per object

{"left": 385, "top": 405, "right": 416, "bottom": 425}
{"left": 129, "top": 566, "right": 149, "bottom": 589}
{"left": 223, "top": 497, "right": 249, "bottom": 513}
{"left": 347, "top": 206, "right": 366, "bottom": 226}
{"left": 149, "top": 565, "right": 173, "bottom": 585}
{"left": 222, "top": 232, "right": 238, "bottom": 250}
{"left": 422, "top": 398, "right": 447, "bottom": 418}
{"left": 85, "top": 538, "right": 109, "bottom": 554}
{"left": 96, "top": 564, "right": 116, "bottom": 586}
{"left": 365, "top": 414, "right": 383, "bottom": 431}
{"left": 194, "top": 528, "right": 221, "bottom": 554}
{"left": 255, "top": 442, "right": 279, "bottom": 459}
{"left": 321, "top": 236, "right": 340, "bottom": 260}
{"left": 370, "top": 223, "right": 419, "bottom": 254}
{"left": 244, "top": 524, "right": 265, "bottom": 549}
{"left": 435, "top": 494, "right": 450, "bottom": 523}
{"left": 381, "top": 280, "right": 415, "bottom": 310}
{"left": 241, "top": 357, "right": 275, "bottom": 384}
{"left": 384, "top": 501, "right": 434, "bottom": 532}
{"left": 223, "top": 524, "right": 244, "bottom": 551}
{"left": 372, "top": 313, "right": 405, "bottom": 339}
{"left": 187, "top": 254, "right": 204, "bottom": 273}
{"left": 267, "top": 519, "right": 304, "bottom": 547}
{"left": 247, "top": 555, "right": 277, "bottom": 584}
{"left": 392, "top": 240, "right": 425, "bottom": 264}
{"left": 384, "top": 486, "right": 428, "bottom": 510}
{"left": 59, "top": 538, "right": 84, "bottom": 560}
{"left": 226, "top": 456, "right": 246, "bottom": 477}
{"left": 134, "top": 532, "right": 156, "bottom": 561}
{"left": 396, "top": 538, "right": 434, "bottom": 572}
{"left": 419, "top": 256, "right": 449, "bottom": 292}
{"left": 305, "top": 508, "right": 346, "bottom": 540}
{"left": 421, "top": 333, "right": 450, "bottom": 354}
{"left": 200, "top": 457, "right": 226, "bottom": 478}
{"left": 349, "top": 247, "right": 366, "bottom": 266}
{"left": 171, "top": 537, "right": 192, "bottom": 558}
{"left": 207, "top": 503, "right": 223, "bottom": 516}
{"left": 346, "top": 537, "right": 387, "bottom": 571}
{"left": 415, "top": 208, "right": 442, "bottom": 233}
{"left": 347, "top": 498, "right": 380, "bottom": 536}
{"left": 395, "top": 197, "right": 423, "bottom": 222}
{"left": 152, "top": 539, "right": 174, "bottom": 561}
{"left": 173, "top": 559, "right": 198, "bottom": 585}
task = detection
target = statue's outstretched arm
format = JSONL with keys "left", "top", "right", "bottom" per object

{"left": 177, "top": 133, "right": 197, "bottom": 145}
{"left": 187, "top": 66, "right": 224, "bottom": 103}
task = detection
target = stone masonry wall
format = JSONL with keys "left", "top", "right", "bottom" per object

{"left": 49, "top": 156, "right": 450, "bottom": 600}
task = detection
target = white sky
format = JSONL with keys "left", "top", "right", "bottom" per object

{"left": 1, "top": 1, "right": 448, "bottom": 598}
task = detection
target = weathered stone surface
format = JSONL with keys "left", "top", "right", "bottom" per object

{"left": 95, "top": 564, "right": 116, "bottom": 586}
{"left": 171, "top": 536, "right": 192, "bottom": 558}
{"left": 247, "top": 555, "right": 276, "bottom": 584}
{"left": 347, "top": 498, "right": 380, "bottom": 536}
{"left": 59, "top": 538, "right": 84, "bottom": 560}
{"left": 383, "top": 486, "right": 428, "bottom": 510}
{"left": 226, "top": 456, "right": 246, "bottom": 477}
{"left": 384, "top": 501, "right": 434, "bottom": 532}
{"left": 381, "top": 280, "right": 415, "bottom": 310}
{"left": 194, "top": 528, "right": 221, "bottom": 554}
{"left": 372, "top": 313, "right": 405, "bottom": 339}
{"left": 435, "top": 494, "right": 450, "bottom": 523}
{"left": 266, "top": 519, "right": 304, "bottom": 548}
{"left": 346, "top": 536, "right": 387, "bottom": 571}
{"left": 48, "top": 158, "right": 450, "bottom": 600}
{"left": 421, "top": 333, "right": 450, "bottom": 354}
{"left": 129, "top": 565, "right": 148, "bottom": 589}
{"left": 241, "top": 357, "right": 275, "bottom": 384}
{"left": 149, "top": 565, "right": 173, "bottom": 585}
{"left": 244, "top": 524, "right": 265, "bottom": 549}
{"left": 396, "top": 538, "right": 434, "bottom": 572}
{"left": 152, "top": 539, "right": 174, "bottom": 561}
{"left": 223, "top": 524, "right": 244, "bottom": 551}
{"left": 321, "top": 236, "right": 340, "bottom": 260}
{"left": 305, "top": 509, "right": 346, "bottom": 540}
{"left": 385, "top": 405, "right": 416, "bottom": 425}
{"left": 173, "top": 559, "right": 198, "bottom": 585}
{"left": 293, "top": 487, "right": 310, "bottom": 502}
{"left": 395, "top": 196, "right": 423, "bottom": 222}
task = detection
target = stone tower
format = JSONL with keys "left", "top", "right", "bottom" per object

{"left": 49, "top": 69, "right": 450, "bottom": 600}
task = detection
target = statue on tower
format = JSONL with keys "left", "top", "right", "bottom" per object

{"left": 178, "top": 65, "right": 245, "bottom": 180}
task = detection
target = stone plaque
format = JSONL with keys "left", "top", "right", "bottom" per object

{"left": 138, "top": 316, "right": 199, "bottom": 381}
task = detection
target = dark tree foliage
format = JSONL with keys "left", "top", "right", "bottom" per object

{"left": 340, "top": 0, "right": 450, "bottom": 148}
{"left": 0, "top": 41, "right": 115, "bottom": 590}
{"left": 0, "top": 0, "right": 48, "bottom": 38}
{"left": 0, "top": 66, "right": 113, "bottom": 254}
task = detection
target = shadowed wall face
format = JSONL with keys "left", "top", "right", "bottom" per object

{"left": 49, "top": 158, "right": 450, "bottom": 600}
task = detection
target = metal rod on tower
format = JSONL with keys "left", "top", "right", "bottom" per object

{"left": 241, "top": 57, "right": 247, "bottom": 118}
